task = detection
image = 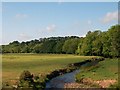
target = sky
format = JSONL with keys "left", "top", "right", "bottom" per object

{"left": 1, "top": 2, "right": 118, "bottom": 45}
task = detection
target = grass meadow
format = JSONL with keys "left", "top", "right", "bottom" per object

{"left": 2, "top": 54, "right": 96, "bottom": 84}
{"left": 76, "top": 58, "right": 119, "bottom": 88}
{"left": 76, "top": 58, "right": 119, "bottom": 80}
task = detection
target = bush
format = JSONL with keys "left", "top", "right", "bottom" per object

{"left": 20, "top": 70, "right": 33, "bottom": 81}
{"left": 19, "top": 70, "right": 46, "bottom": 89}
{"left": 19, "top": 70, "right": 33, "bottom": 87}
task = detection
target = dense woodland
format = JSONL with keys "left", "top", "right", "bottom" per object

{"left": 1, "top": 25, "right": 120, "bottom": 58}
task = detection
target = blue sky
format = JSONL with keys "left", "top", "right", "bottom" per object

{"left": 2, "top": 2, "right": 118, "bottom": 45}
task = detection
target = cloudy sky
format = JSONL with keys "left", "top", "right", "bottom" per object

{"left": 2, "top": 2, "right": 118, "bottom": 44}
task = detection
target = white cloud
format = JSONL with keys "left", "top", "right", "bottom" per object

{"left": 15, "top": 14, "right": 28, "bottom": 19}
{"left": 101, "top": 11, "right": 118, "bottom": 23}
{"left": 18, "top": 33, "right": 31, "bottom": 41}
{"left": 46, "top": 24, "right": 56, "bottom": 32}
{"left": 81, "top": 34, "right": 86, "bottom": 37}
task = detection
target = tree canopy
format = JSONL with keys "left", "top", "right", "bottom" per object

{"left": 1, "top": 25, "right": 120, "bottom": 58}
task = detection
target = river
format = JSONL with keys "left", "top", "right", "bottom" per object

{"left": 45, "top": 70, "right": 80, "bottom": 89}
{"left": 45, "top": 59, "right": 101, "bottom": 89}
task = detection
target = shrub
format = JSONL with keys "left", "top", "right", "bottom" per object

{"left": 19, "top": 70, "right": 46, "bottom": 89}
{"left": 19, "top": 70, "right": 33, "bottom": 87}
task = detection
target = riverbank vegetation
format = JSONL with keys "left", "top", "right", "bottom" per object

{"left": 75, "top": 58, "right": 119, "bottom": 88}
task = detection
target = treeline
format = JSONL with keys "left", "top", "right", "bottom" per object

{"left": 1, "top": 25, "right": 120, "bottom": 58}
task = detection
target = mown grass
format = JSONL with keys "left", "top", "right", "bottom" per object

{"left": 76, "top": 58, "right": 119, "bottom": 87}
{"left": 2, "top": 53, "right": 96, "bottom": 84}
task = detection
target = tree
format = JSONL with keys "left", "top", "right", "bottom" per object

{"left": 76, "top": 37, "right": 84, "bottom": 55}
{"left": 107, "top": 25, "right": 120, "bottom": 57}
{"left": 54, "top": 40, "right": 65, "bottom": 54}
{"left": 62, "top": 38, "right": 79, "bottom": 54}
{"left": 80, "top": 30, "right": 102, "bottom": 56}
{"left": 92, "top": 31, "right": 103, "bottom": 56}
{"left": 40, "top": 40, "right": 57, "bottom": 53}
{"left": 101, "top": 32, "right": 111, "bottom": 57}
{"left": 32, "top": 43, "right": 43, "bottom": 53}
{"left": 1, "top": 25, "right": 119, "bottom": 58}
{"left": 80, "top": 31, "right": 93, "bottom": 56}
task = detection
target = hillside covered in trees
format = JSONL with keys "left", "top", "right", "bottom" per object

{"left": 1, "top": 25, "right": 120, "bottom": 58}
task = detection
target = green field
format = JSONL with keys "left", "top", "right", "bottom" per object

{"left": 2, "top": 54, "right": 96, "bottom": 84}
{"left": 76, "top": 58, "right": 119, "bottom": 88}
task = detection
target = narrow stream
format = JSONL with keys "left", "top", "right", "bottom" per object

{"left": 45, "top": 70, "right": 80, "bottom": 89}
{"left": 45, "top": 59, "right": 101, "bottom": 89}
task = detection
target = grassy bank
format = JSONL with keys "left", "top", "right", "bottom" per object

{"left": 75, "top": 58, "right": 119, "bottom": 88}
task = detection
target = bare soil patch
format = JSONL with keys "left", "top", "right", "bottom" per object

{"left": 93, "top": 79, "right": 117, "bottom": 88}
{"left": 64, "top": 79, "right": 117, "bottom": 88}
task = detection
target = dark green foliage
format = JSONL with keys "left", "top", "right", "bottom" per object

{"left": 20, "top": 70, "right": 33, "bottom": 81}
{"left": 19, "top": 70, "right": 45, "bottom": 89}
{"left": 32, "top": 44, "right": 43, "bottom": 53}
{"left": 101, "top": 25, "right": 120, "bottom": 57}
{"left": 78, "top": 30, "right": 102, "bottom": 56}
{"left": 1, "top": 25, "right": 120, "bottom": 58}
{"left": 54, "top": 40, "right": 64, "bottom": 53}
{"left": 62, "top": 38, "right": 80, "bottom": 54}
{"left": 76, "top": 24, "right": 120, "bottom": 58}
{"left": 19, "top": 70, "right": 33, "bottom": 87}
{"left": 39, "top": 40, "right": 57, "bottom": 53}
{"left": 107, "top": 25, "right": 120, "bottom": 57}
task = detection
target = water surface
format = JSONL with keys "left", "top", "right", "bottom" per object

{"left": 46, "top": 70, "right": 80, "bottom": 88}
